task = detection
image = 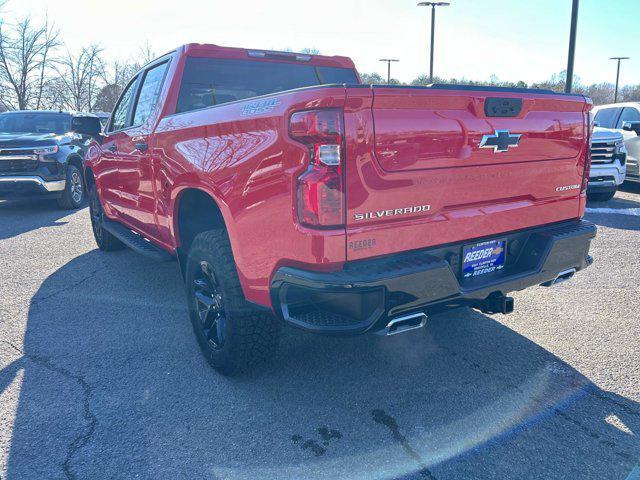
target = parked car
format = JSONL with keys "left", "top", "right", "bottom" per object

{"left": 587, "top": 126, "right": 627, "bottom": 201}
{"left": 77, "top": 44, "right": 596, "bottom": 375}
{"left": 0, "top": 110, "right": 101, "bottom": 209}
{"left": 593, "top": 102, "right": 640, "bottom": 183}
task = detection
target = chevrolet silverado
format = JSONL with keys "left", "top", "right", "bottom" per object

{"left": 77, "top": 44, "right": 597, "bottom": 374}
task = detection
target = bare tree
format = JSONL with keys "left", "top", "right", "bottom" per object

{"left": 54, "top": 44, "right": 104, "bottom": 111}
{"left": 0, "top": 16, "right": 60, "bottom": 110}
{"left": 95, "top": 44, "right": 156, "bottom": 112}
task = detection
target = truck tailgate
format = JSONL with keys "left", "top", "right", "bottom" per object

{"left": 344, "top": 86, "right": 590, "bottom": 261}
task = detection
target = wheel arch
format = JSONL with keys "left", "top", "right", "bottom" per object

{"left": 172, "top": 186, "right": 237, "bottom": 281}
{"left": 67, "top": 154, "right": 84, "bottom": 172}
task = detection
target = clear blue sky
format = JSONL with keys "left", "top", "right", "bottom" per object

{"left": 4, "top": 0, "right": 638, "bottom": 86}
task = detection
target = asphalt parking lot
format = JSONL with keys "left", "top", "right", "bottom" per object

{"left": 1, "top": 186, "right": 639, "bottom": 480}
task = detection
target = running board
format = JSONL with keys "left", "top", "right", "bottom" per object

{"left": 102, "top": 220, "right": 174, "bottom": 262}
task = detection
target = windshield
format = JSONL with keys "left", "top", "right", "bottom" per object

{"left": 0, "top": 112, "right": 71, "bottom": 134}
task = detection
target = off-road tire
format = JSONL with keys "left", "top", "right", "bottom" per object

{"left": 186, "top": 229, "right": 280, "bottom": 375}
{"left": 587, "top": 189, "right": 616, "bottom": 202}
{"left": 89, "top": 184, "right": 124, "bottom": 251}
{"left": 57, "top": 164, "right": 85, "bottom": 209}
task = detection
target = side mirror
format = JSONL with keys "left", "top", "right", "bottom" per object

{"left": 71, "top": 115, "right": 102, "bottom": 137}
{"left": 593, "top": 120, "right": 600, "bottom": 127}
{"left": 622, "top": 121, "right": 640, "bottom": 135}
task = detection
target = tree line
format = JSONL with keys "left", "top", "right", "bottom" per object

{"left": 0, "top": 13, "right": 155, "bottom": 113}
{"left": 360, "top": 71, "right": 640, "bottom": 106}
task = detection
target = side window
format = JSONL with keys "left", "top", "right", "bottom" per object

{"left": 316, "top": 66, "right": 359, "bottom": 84}
{"left": 594, "top": 107, "right": 620, "bottom": 129}
{"left": 108, "top": 77, "right": 138, "bottom": 132}
{"left": 616, "top": 107, "right": 640, "bottom": 128}
{"left": 132, "top": 61, "right": 169, "bottom": 126}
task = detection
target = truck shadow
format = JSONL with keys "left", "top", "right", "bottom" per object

{"left": 0, "top": 199, "right": 82, "bottom": 241}
{"left": 620, "top": 181, "right": 640, "bottom": 195}
{"left": 2, "top": 250, "right": 639, "bottom": 479}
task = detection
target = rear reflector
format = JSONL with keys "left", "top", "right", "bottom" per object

{"left": 297, "top": 165, "right": 343, "bottom": 226}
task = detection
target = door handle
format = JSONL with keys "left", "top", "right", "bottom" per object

{"left": 107, "top": 145, "right": 117, "bottom": 153}
{"left": 135, "top": 142, "right": 148, "bottom": 152}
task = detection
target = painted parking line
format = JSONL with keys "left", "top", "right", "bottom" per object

{"left": 625, "top": 462, "right": 640, "bottom": 480}
{"left": 585, "top": 207, "right": 640, "bottom": 216}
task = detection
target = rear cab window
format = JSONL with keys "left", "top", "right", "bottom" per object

{"left": 175, "top": 57, "right": 360, "bottom": 114}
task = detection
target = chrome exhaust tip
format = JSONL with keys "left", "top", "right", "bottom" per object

{"left": 377, "top": 312, "right": 428, "bottom": 336}
{"left": 541, "top": 268, "right": 577, "bottom": 287}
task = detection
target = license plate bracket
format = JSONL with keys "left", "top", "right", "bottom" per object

{"left": 462, "top": 239, "right": 506, "bottom": 279}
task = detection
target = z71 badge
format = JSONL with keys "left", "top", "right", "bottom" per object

{"left": 240, "top": 98, "right": 281, "bottom": 116}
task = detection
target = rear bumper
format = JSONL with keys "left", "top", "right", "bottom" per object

{"left": 270, "top": 220, "right": 596, "bottom": 335}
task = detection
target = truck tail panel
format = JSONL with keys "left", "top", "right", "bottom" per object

{"left": 344, "top": 86, "right": 590, "bottom": 261}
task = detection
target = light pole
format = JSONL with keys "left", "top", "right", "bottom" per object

{"left": 610, "top": 56, "right": 630, "bottom": 103}
{"left": 379, "top": 59, "right": 399, "bottom": 84}
{"left": 418, "top": 2, "right": 450, "bottom": 83}
{"left": 565, "top": 0, "right": 579, "bottom": 93}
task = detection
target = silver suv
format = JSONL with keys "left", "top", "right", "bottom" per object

{"left": 593, "top": 102, "right": 640, "bottom": 183}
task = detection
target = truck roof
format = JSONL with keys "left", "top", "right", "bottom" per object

{"left": 177, "top": 43, "right": 356, "bottom": 70}
{"left": 593, "top": 101, "right": 640, "bottom": 110}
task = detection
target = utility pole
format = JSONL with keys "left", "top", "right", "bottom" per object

{"left": 565, "top": 0, "right": 579, "bottom": 93}
{"left": 379, "top": 59, "right": 399, "bottom": 84}
{"left": 418, "top": 2, "right": 450, "bottom": 83}
{"left": 610, "top": 57, "right": 630, "bottom": 103}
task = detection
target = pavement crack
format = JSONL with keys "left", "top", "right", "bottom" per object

{"left": 1, "top": 340, "right": 97, "bottom": 480}
{"left": 553, "top": 408, "right": 633, "bottom": 461}
{"left": 589, "top": 389, "right": 640, "bottom": 417}
{"left": 371, "top": 409, "right": 437, "bottom": 480}
{"left": 439, "top": 344, "right": 638, "bottom": 462}
{"left": 30, "top": 269, "right": 99, "bottom": 307}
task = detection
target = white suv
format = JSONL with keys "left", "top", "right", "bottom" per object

{"left": 593, "top": 102, "right": 640, "bottom": 183}
{"left": 587, "top": 127, "right": 627, "bottom": 202}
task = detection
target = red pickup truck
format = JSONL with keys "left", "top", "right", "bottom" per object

{"left": 78, "top": 43, "right": 596, "bottom": 375}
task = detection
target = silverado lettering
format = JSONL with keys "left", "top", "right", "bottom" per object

{"left": 80, "top": 43, "right": 597, "bottom": 375}
{"left": 353, "top": 205, "right": 431, "bottom": 221}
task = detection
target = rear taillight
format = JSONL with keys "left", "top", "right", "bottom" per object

{"left": 581, "top": 111, "right": 594, "bottom": 193}
{"left": 290, "top": 109, "right": 344, "bottom": 227}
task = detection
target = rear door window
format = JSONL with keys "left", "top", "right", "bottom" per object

{"left": 108, "top": 76, "right": 138, "bottom": 132}
{"left": 176, "top": 57, "right": 357, "bottom": 114}
{"left": 132, "top": 61, "right": 169, "bottom": 126}
{"left": 594, "top": 107, "right": 621, "bottom": 128}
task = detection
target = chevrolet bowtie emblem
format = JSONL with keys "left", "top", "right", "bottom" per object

{"left": 479, "top": 130, "right": 522, "bottom": 153}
